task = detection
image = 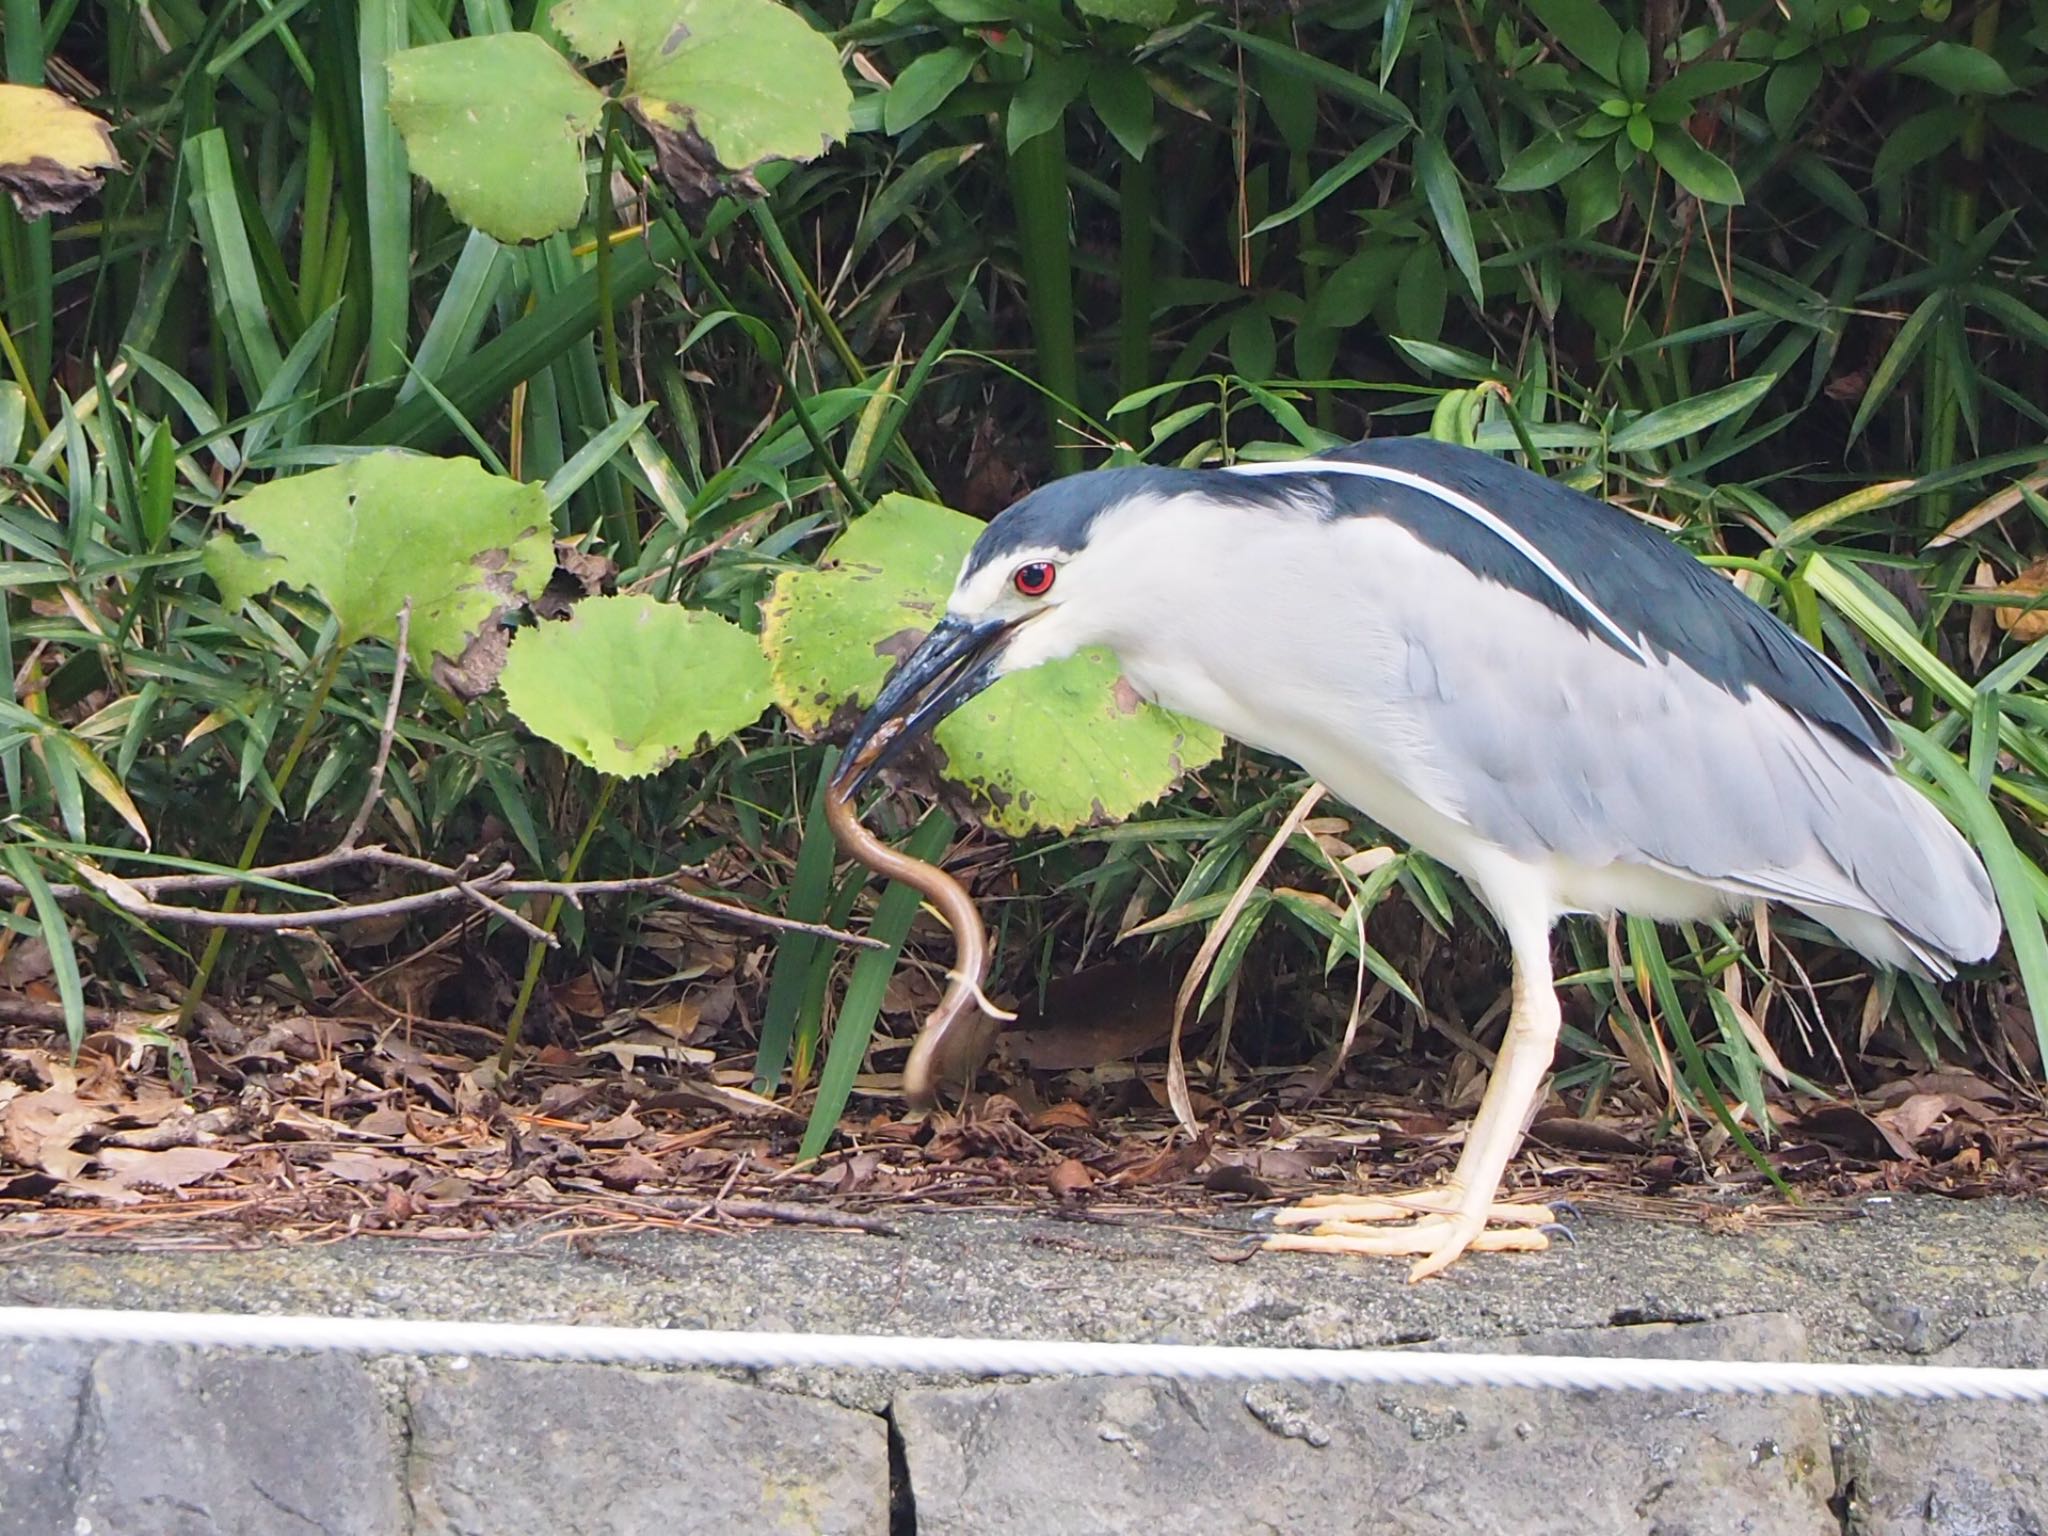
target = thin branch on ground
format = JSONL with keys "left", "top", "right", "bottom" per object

{"left": 16, "top": 855, "right": 883, "bottom": 950}
{"left": 339, "top": 602, "right": 410, "bottom": 853}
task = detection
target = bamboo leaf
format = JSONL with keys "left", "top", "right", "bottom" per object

{"left": 1416, "top": 137, "right": 1483, "bottom": 304}
{"left": 1608, "top": 373, "right": 1775, "bottom": 452}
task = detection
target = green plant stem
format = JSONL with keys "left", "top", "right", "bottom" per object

{"left": 594, "top": 106, "right": 624, "bottom": 403}
{"left": 174, "top": 646, "right": 345, "bottom": 1030}
{"left": 499, "top": 775, "right": 617, "bottom": 1073}
{"left": 1008, "top": 125, "right": 1083, "bottom": 476}
{"left": 1116, "top": 146, "right": 1154, "bottom": 431}
{"left": 4, "top": 0, "right": 54, "bottom": 397}
{"left": 610, "top": 138, "right": 869, "bottom": 515}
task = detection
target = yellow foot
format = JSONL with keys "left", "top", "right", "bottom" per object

{"left": 1262, "top": 1186, "right": 1557, "bottom": 1282}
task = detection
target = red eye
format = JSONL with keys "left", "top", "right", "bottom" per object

{"left": 1013, "top": 561, "right": 1056, "bottom": 597}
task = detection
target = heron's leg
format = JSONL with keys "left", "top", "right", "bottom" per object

{"left": 1403, "top": 919, "right": 1562, "bottom": 1281}
{"left": 1262, "top": 905, "right": 1561, "bottom": 1278}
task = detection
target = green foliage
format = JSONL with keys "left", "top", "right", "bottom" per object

{"left": 761, "top": 493, "right": 1223, "bottom": 833}
{"left": 5, "top": 0, "right": 2048, "bottom": 1148}
{"left": 389, "top": 0, "right": 851, "bottom": 243}
{"left": 500, "top": 594, "right": 772, "bottom": 776}
{"left": 210, "top": 453, "right": 553, "bottom": 671}
{"left": 554, "top": 0, "right": 853, "bottom": 166}
{"left": 387, "top": 36, "right": 606, "bottom": 243}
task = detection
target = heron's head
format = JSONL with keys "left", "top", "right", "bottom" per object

{"left": 834, "top": 466, "right": 1204, "bottom": 794}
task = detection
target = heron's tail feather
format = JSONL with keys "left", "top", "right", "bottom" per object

{"left": 1763, "top": 755, "right": 2002, "bottom": 979}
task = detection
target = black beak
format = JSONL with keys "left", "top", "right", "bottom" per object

{"left": 833, "top": 614, "right": 1017, "bottom": 797}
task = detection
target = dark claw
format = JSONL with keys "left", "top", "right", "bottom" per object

{"left": 1547, "top": 1199, "right": 1582, "bottom": 1224}
{"left": 1538, "top": 1222, "right": 1578, "bottom": 1246}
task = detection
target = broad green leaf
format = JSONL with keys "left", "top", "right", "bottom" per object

{"left": 763, "top": 494, "right": 969, "bottom": 731}
{"left": 1395, "top": 240, "right": 1446, "bottom": 342}
{"left": 387, "top": 35, "right": 605, "bottom": 243}
{"left": 0, "top": 83, "right": 120, "bottom": 219}
{"left": 1650, "top": 126, "right": 1744, "bottom": 204}
{"left": 1991, "top": 102, "right": 2048, "bottom": 153}
{"left": 553, "top": 0, "right": 851, "bottom": 173}
{"left": 1608, "top": 374, "right": 1776, "bottom": 452}
{"left": 218, "top": 452, "right": 552, "bottom": 672}
{"left": 1087, "top": 59, "right": 1154, "bottom": 161}
{"left": 1872, "top": 106, "right": 1964, "bottom": 182}
{"left": 1306, "top": 245, "right": 1406, "bottom": 330}
{"left": 1882, "top": 39, "right": 2016, "bottom": 97}
{"left": 1229, "top": 306, "right": 1276, "bottom": 382}
{"left": 1650, "top": 59, "right": 1767, "bottom": 107}
{"left": 885, "top": 43, "right": 978, "bottom": 135}
{"left": 761, "top": 494, "right": 1223, "bottom": 834}
{"left": 934, "top": 651, "right": 1224, "bottom": 835}
{"left": 500, "top": 595, "right": 771, "bottom": 777}
{"left": 1564, "top": 150, "right": 1622, "bottom": 234}
{"left": 1007, "top": 52, "right": 1089, "bottom": 152}
{"left": 202, "top": 532, "right": 283, "bottom": 613}
{"left": 1616, "top": 30, "right": 1649, "bottom": 98}
{"left": 1524, "top": 0, "right": 1622, "bottom": 81}
{"left": 1763, "top": 56, "right": 1820, "bottom": 136}
{"left": 1496, "top": 130, "right": 1602, "bottom": 192}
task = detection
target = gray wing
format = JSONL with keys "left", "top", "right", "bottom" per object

{"left": 1385, "top": 563, "right": 1999, "bottom": 975}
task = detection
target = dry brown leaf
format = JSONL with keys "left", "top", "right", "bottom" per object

{"left": 1878, "top": 1092, "right": 1957, "bottom": 1146}
{"left": 1029, "top": 1101, "right": 1096, "bottom": 1133}
{"left": 1, "top": 1088, "right": 110, "bottom": 1180}
{"left": 636, "top": 997, "right": 703, "bottom": 1040}
{"left": 1047, "top": 1157, "right": 1094, "bottom": 1200}
{"left": 1106, "top": 1131, "right": 1213, "bottom": 1187}
{"left": 554, "top": 972, "right": 607, "bottom": 1020}
{"left": 589, "top": 1031, "right": 716, "bottom": 1071}
{"left": 592, "top": 1148, "right": 666, "bottom": 1189}
{"left": 322, "top": 1151, "right": 413, "bottom": 1184}
{"left": 582, "top": 1110, "right": 646, "bottom": 1145}
{"left": 1798, "top": 1104, "right": 1919, "bottom": 1162}
{"left": 93, "top": 1145, "right": 238, "bottom": 1192}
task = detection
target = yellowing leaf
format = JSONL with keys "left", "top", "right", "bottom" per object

{"left": 0, "top": 84, "right": 120, "bottom": 219}
{"left": 553, "top": 0, "right": 851, "bottom": 180}
{"left": 1994, "top": 556, "right": 2048, "bottom": 642}
{"left": 761, "top": 494, "right": 1223, "bottom": 835}
{"left": 218, "top": 452, "right": 552, "bottom": 674}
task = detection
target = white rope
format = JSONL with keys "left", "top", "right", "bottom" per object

{"left": 1, "top": 1307, "right": 2042, "bottom": 1402}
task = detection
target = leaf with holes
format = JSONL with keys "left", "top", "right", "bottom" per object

{"left": 552, "top": 0, "right": 850, "bottom": 189}
{"left": 216, "top": 452, "right": 552, "bottom": 681}
{"left": 388, "top": 34, "right": 605, "bottom": 243}
{"left": 500, "top": 595, "right": 772, "bottom": 777}
{"left": 761, "top": 493, "right": 1223, "bottom": 834}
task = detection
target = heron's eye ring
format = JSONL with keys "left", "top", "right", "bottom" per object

{"left": 1013, "top": 562, "right": 1057, "bottom": 598}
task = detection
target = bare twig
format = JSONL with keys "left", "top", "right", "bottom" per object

{"left": 0, "top": 996, "right": 181, "bottom": 1033}
{"left": 10, "top": 853, "right": 882, "bottom": 950}
{"left": 340, "top": 603, "right": 410, "bottom": 852}
{"left": 453, "top": 876, "right": 553, "bottom": 945}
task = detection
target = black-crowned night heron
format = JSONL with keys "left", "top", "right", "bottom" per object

{"left": 836, "top": 437, "right": 2002, "bottom": 1280}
